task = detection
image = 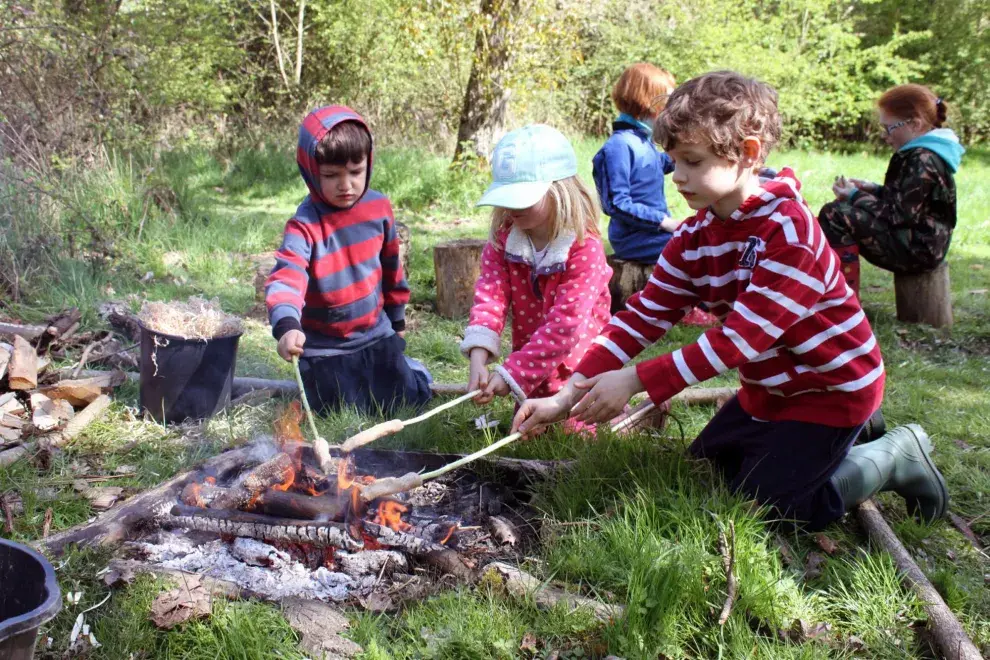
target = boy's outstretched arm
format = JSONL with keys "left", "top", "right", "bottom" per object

{"left": 266, "top": 216, "right": 314, "bottom": 347}
{"left": 380, "top": 204, "right": 410, "bottom": 333}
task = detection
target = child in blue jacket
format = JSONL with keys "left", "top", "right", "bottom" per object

{"left": 593, "top": 63, "right": 679, "bottom": 264}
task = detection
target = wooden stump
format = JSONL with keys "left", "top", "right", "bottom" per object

{"left": 606, "top": 255, "right": 653, "bottom": 314}
{"left": 894, "top": 261, "right": 953, "bottom": 328}
{"left": 433, "top": 239, "right": 487, "bottom": 319}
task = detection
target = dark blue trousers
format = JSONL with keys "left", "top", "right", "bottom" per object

{"left": 689, "top": 396, "right": 861, "bottom": 531}
{"left": 299, "top": 334, "right": 432, "bottom": 416}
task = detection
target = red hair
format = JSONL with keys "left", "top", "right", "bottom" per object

{"left": 878, "top": 84, "right": 948, "bottom": 129}
{"left": 612, "top": 63, "right": 676, "bottom": 120}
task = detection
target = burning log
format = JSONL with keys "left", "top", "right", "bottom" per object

{"left": 167, "top": 503, "right": 364, "bottom": 551}
{"left": 209, "top": 453, "right": 295, "bottom": 510}
{"left": 254, "top": 490, "right": 346, "bottom": 521}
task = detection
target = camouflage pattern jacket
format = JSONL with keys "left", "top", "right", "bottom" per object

{"left": 851, "top": 147, "right": 956, "bottom": 273}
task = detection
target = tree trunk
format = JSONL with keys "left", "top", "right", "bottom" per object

{"left": 452, "top": 0, "right": 521, "bottom": 164}
{"left": 433, "top": 239, "right": 487, "bottom": 319}
{"left": 294, "top": 0, "right": 306, "bottom": 86}
{"left": 606, "top": 255, "right": 653, "bottom": 314}
{"left": 894, "top": 261, "right": 953, "bottom": 328}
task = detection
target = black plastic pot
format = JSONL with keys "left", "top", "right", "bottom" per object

{"left": 139, "top": 323, "right": 242, "bottom": 424}
{"left": 0, "top": 539, "right": 61, "bottom": 660}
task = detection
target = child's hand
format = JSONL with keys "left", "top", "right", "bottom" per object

{"left": 511, "top": 393, "right": 572, "bottom": 439}
{"left": 660, "top": 216, "right": 682, "bottom": 233}
{"left": 848, "top": 178, "right": 876, "bottom": 193}
{"left": 468, "top": 348, "right": 491, "bottom": 403}
{"left": 481, "top": 373, "right": 510, "bottom": 402}
{"left": 277, "top": 329, "right": 306, "bottom": 362}
{"left": 570, "top": 367, "right": 644, "bottom": 424}
{"left": 832, "top": 175, "right": 856, "bottom": 201}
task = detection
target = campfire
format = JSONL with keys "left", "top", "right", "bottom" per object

{"left": 119, "top": 403, "right": 538, "bottom": 606}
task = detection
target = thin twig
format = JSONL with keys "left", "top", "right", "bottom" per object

{"left": 717, "top": 520, "right": 737, "bottom": 626}
{"left": 291, "top": 355, "right": 320, "bottom": 443}
{"left": 42, "top": 507, "right": 53, "bottom": 538}
{"left": 72, "top": 334, "right": 112, "bottom": 378}
{"left": 0, "top": 493, "right": 14, "bottom": 533}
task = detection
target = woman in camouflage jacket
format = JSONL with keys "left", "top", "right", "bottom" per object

{"left": 819, "top": 84, "right": 965, "bottom": 296}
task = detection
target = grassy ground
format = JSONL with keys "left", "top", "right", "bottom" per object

{"left": 1, "top": 135, "right": 988, "bottom": 659}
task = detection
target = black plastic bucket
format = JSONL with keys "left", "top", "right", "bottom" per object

{"left": 0, "top": 539, "right": 61, "bottom": 660}
{"left": 139, "top": 323, "right": 242, "bottom": 424}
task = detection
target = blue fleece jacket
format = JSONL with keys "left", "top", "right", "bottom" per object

{"left": 592, "top": 120, "right": 676, "bottom": 264}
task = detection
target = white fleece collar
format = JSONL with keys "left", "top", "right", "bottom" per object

{"left": 504, "top": 225, "right": 576, "bottom": 275}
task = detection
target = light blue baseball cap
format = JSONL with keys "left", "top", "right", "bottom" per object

{"left": 476, "top": 124, "right": 578, "bottom": 209}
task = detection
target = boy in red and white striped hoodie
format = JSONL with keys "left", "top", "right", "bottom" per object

{"left": 513, "top": 72, "right": 948, "bottom": 530}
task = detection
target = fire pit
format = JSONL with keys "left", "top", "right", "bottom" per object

{"left": 96, "top": 405, "right": 544, "bottom": 607}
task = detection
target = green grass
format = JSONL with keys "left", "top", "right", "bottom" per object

{"left": 2, "top": 138, "right": 989, "bottom": 658}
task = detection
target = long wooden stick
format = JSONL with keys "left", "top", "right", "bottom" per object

{"left": 857, "top": 500, "right": 983, "bottom": 660}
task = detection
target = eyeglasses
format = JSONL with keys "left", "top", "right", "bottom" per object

{"left": 881, "top": 120, "right": 908, "bottom": 136}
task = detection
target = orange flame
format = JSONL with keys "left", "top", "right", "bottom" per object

{"left": 337, "top": 456, "right": 355, "bottom": 493}
{"left": 373, "top": 500, "right": 411, "bottom": 532}
{"left": 272, "top": 465, "right": 297, "bottom": 492}
{"left": 439, "top": 524, "right": 458, "bottom": 546}
{"left": 274, "top": 402, "right": 305, "bottom": 448}
{"left": 204, "top": 476, "right": 217, "bottom": 485}
{"left": 181, "top": 482, "right": 205, "bottom": 507}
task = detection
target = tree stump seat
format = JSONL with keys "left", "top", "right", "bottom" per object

{"left": 606, "top": 255, "right": 654, "bottom": 314}
{"left": 433, "top": 238, "right": 487, "bottom": 319}
{"left": 893, "top": 261, "right": 953, "bottom": 328}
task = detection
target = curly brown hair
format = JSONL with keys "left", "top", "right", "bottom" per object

{"left": 654, "top": 71, "right": 782, "bottom": 164}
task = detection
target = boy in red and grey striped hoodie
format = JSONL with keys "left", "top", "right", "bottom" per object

{"left": 265, "top": 106, "right": 431, "bottom": 414}
{"left": 514, "top": 72, "right": 948, "bottom": 530}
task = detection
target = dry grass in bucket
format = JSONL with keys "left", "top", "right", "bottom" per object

{"left": 139, "top": 296, "right": 243, "bottom": 340}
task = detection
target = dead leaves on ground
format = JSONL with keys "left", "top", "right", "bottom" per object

{"left": 150, "top": 576, "right": 213, "bottom": 629}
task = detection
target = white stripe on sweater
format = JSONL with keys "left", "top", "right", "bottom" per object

{"left": 795, "top": 334, "right": 878, "bottom": 374}
{"left": 748, "top": 284, "right": 810, "bottom": 317}
{"left": 610, "top": 317, "right": 651, "bottom": 348}
{"left": 627, "top": 304, "right": 673, "bottom": 330}
{"left": 827, "top": 361, "right": 885, "bottom": 392}
{"left": 792, "top": 309, "right": 865, "bottom": 354}
{"left": 672, "top": 349, "right": 699, "bottom": 385}
{"left": 649, "top": 275, "right": 697, "bottom": 298}
{"left": 681, "top": 241, "right": 748, "bottom": 261}
{"left": 697, "top": 333, "right": 729, "bottom": 373}
{"left": 722, "top": 325, "right": 759, "bottom": 360}
{"left": 741, "top": 372, "right": 792, "bottom": 387}
{"left": 758, "top": 259, "right": 825, "bottom": 294}
{"left": 594, "top": 336, "right": 631, "bottom": 364}
{"left": 733, "top": 300, "right": 784, "bottom": 339}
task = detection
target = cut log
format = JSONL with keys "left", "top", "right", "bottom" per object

{"left": 0, "top": 321, "right": 47, "bottom": 341}
{"left": 49, "top": 394, "right": 112, "bottom": 448}
{"left": 0, "top": 344, "right": 9, "bottom": 381}
{"left": 167, "top": 503, "right": 364, "bottom": 551}
{"left": 39, "top": 374, "right": 122, "bottom": 407}
{"left": 606, "top": 255, "right": 653, "bottom": 314}
{"left": 8, "top": 335, "right": 38, "bottom": 390}
{"left": 483, "top": 561, "right": 623, "bottom": 623}
{"left": 894, "top": 261, "right": 953, "bottom": 329}
{"left": 30, "top": 392, "right": 60, "bottom": 431}
{"left": 39, "top": 445, "right": 259, "bottom": 555}
{"left": 433, "top": 238, "right": 487, "bottom": 319}
{"left": 0, "top": 393, "right": 25, "bottom": 416}
{"left": 857, "top": 500, "right": 982, "bottom": 660}
{"left": 254, "top": 490, "right": 346, "bottom": 520}
{"left": 209, "top": 453, "right": 295, "bottom": 510}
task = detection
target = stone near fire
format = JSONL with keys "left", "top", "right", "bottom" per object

{"left": 281, "top": 597, "right": 363, "bottom": 659}
{"left": 230, "top": 538, "right": 289, "bottom": 568}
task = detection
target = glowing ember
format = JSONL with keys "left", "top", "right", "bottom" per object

{"left": 204, "top": 476, "right": 217, "bottom": 485}
{"left": 181, "top": 482, "right": 205, "bottom": 507}
{"left": 272, "top": 465, "right": 297, "bottom": 492}
{"left": 373, "top": 500, "right": 411, "bottom": 532}
{"left": 439, "top": 524, "right": 458, "bottom": 546}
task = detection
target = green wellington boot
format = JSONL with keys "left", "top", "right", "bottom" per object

{"left": 830, "top": 424, "right": 949, "bottom": 522}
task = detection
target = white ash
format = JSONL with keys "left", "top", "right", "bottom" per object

{"left": 335, "top": 550, "right": 406, "bottom": 578}
{"left": 129, "top": 531, "right": 379, "bottom": 603}
{"left": 404, "top": 481, "right": 449, "bottom": 507}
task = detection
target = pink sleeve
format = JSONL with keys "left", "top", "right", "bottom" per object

{"left": 496, "top": 238, "right": 612, "bottom": 400}
{"left": 459, "top": 241, "right": 510, "bottom": 359}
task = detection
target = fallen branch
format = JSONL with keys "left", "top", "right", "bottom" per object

{"left": 39, "top": 446, "right": 259, "bottom": 556}
{"left": 947, "top": 512, "right": 985, "bottom": 552}
{"left": 209, "top": 453, "right": 295, "bottom": 510}
{"left": 857, "top": 500, "right": 983, "bottom": 660}
{"left": 72, "top": 334, "right": 113, "bottom": 378}
{"left": 483, "top": 561, "right": 622, "bottom": 623}
{"left": 0, "top": 321, "right": 47, "bottom": 341}
{"left": 717, "top": 520, "right": 737, "bottom": 626}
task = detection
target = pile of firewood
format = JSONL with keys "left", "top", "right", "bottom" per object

{"left": 0, "top": 309, "right": 124, "bottom": 481}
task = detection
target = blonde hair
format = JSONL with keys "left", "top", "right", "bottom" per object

{"left": 489, "top": 176, "right": 601, "bottom": 250}
{"left": 613, "top": 63, "right": 677, "bottom": 119}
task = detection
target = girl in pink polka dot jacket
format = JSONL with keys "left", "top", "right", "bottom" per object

{"left": 460, "top": 125, "right": 613, "bottom": 405}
